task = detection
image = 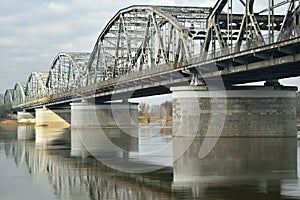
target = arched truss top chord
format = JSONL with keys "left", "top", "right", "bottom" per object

{"left": 46, "top": 52, "right": 90, "bottom": 95}
{"left": 12, "top": 82, "right": 26, "bottom": 107}
{"left": 4, "top": 89, "right": 13, "bottom": 106}
{"left": 25, "top": 72, "right": 49, "bottom": 101}
{"left": 87, "top": 5, "right": 212, "bottom": 84}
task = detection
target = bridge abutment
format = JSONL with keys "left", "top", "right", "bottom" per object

{"left": 171, "top": 86, "right": 297, "bottom": 183}
{"left": 70, "top": 102, "right": 139, "bottom": 162}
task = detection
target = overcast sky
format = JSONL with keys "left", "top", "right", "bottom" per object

{"left": 0, "top": 0, "right": 299, "bottom": 94}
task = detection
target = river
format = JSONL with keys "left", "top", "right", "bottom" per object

{"left": 0, "top": 124, "right": 299, "bottom": 200}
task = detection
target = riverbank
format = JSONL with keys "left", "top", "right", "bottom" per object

{"left": 138, "top": 116, "right": 172, "bottom": 125}
{"left": 0, "top": 118, "right": 18, "bottom": 125}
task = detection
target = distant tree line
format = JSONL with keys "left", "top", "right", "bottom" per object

{"left": 138, "top": 101, "right": 172, "bottom": 124}
{"left": 0, "top": 105, "right": 7, "bottom": 119}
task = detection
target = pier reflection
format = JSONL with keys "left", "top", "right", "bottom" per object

{"left": 173, "top": 137, "right": 297, "bottom": 182}
{"left": 13, "top": 126, "right": 174, "bottom": 200}
{"left": 35, "top": 126, "right": 71, "bottom": 147}
{"left": 173, "top": 137, "right": 298, "bottom": 199}
{"left": 17, "top": 126, "right": 34, "bottom": 140}
{"left": 73, "top": 123, "right": 174, "bottom": 173}
{"left": 0, "top": 125, "right": 299, "bottom": 199}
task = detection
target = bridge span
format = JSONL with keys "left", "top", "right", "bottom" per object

{"left": 0, "top": 1, "right": 298, "bottom": 110}
{"left": 0, "top": 0, "right": 300, "bottom": 176}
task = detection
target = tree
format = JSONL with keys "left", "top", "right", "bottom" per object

{"left": 160, "top": 101, "right": 172, "bottom": 117}
{"left": 138, "top": 102, "right": 150, "bottom": 117}
{"left": 138, "top": 101, "right": 173, "bottom": 123}
{"left": 0, "top": 105, "right": 6, "bottom": 119}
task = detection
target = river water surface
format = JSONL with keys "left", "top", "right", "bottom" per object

{"left": 0, "top": 124, "right": 300, "bottom": 200}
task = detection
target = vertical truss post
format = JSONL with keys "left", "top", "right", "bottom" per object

{"left": 120, "top": 14, "right": 133, "bottom": 70}
{"left": 151, "top": 13, "right": 169, "bottom": 64}
{"left": 114, "top": 22, "right": 122, "bottom": 78}
{"left": 166, "top": 25, "right": 174, "bottom": 62}
{"left": 67, "top": 60, "right": 72, "bottom": 91}
{"left": 268, "top": 0, "right": 275, "bottom": 44}
{"left": 139, "top": 14, "right": 151, "bottom": 71}
{"left": 227, "top": 0, "right": 233, "bottom": 52}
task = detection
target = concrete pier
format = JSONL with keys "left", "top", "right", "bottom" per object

{"left": 35, "top": 107, "right": 71, "bottom": 127}
{"left": 17, "top": 111, "right": 35, "bottom": 124}
{"left": 171, "top": 86, "right": 297, "bottom": 183}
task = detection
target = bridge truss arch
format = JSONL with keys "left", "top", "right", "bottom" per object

{"left": 46, "top": 52, "right": 90, "bottom": 95}
{"left": 86, "top": 5, "right": 211, "bottom": 84}
{"left": 4, "top": 89, "right": 13, "bottom": 106}
{"left": 12, "top": 82, "right": 26, "bottom": 107}
{"left": 25, "top": 72, "right": 48, "bottom": 102}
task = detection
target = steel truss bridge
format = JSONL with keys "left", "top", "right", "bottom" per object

{"left": 2, "top": 0, "right": 300, "bottom": 111}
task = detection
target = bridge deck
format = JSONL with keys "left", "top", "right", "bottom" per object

{"left": 13, "top": 36, "right": 300, "bottom": 111}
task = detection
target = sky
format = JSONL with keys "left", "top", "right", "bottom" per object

{"left": 0, "top": 0, "right": 299, "bottom": 95}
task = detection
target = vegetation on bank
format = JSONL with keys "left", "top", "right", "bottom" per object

{"left": 138, "top": 101, "right": 172, "bottom": 124}
{"left": 0, "top": 119, "right": 17, "bottom": 125}
{"left": 0, "top": 105, "right": 17, "bottom": 125}
{"left": 0, "top": 105, "right": 6, "bottom": 119}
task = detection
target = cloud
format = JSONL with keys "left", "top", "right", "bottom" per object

{"left": 47, "top": 2, "right": 69, "bottom": 13}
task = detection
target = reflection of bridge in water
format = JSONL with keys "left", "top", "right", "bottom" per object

{"left": 13, "top": 126, "right": 175, "bottom": 200}
{"left": 1, "top": 1, "right": 300, "bottom": 196}
{"left": 0, "top": 125, "right": 298, "bottom": 199}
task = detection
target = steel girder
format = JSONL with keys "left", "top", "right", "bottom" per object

{"left": 25, "top": 72, "right": 48, "bottom": 102}
{"left": 12, "top": 82, "right": 26, "bottom": 107}
{"left": 46, "top": 52, "right": 90, "bottom": 95}
{"left": 86, "top": 6, "right": 211, "bottom": 85}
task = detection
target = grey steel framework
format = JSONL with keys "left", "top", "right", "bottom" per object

{"left": 25, "top": 72, "right": 48, "bottom": 102}
{"left": 87, "top": 6, "right": 211, "bottom": 85}
{"left": 12, "top": 82, "right": 26, "bottom": 107}
{"left": 4, "top": 89, "right": 13, "bottom": 107}
{"left": 46, "top": 52, "right": 90, "bottom": 95}
{"left": 4, "top": 1, "right": 300, "bottom": 110}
